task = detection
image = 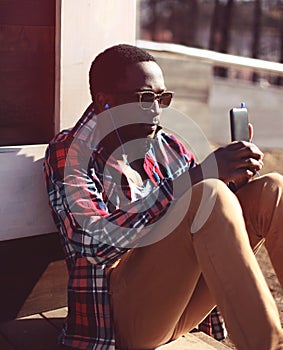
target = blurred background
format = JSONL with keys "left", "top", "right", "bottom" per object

{"left": 136, "top": 0, "right": 283, "bottom": 152}
{"left": 138, "top": 0, "right": 283, "bottom": 83}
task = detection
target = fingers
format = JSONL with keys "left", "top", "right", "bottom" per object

{"left": 212, "top": 141, "right": 264, "bottom": 185}
{"left": 227, "top": 141, "right": 264, "bottom": 161}
{"left": 232, "top": 157, "right": 264, "bottom": 173}
{"left": 229, "top": 168, "right": 255, "bottom": 191}
{"left": 230, "top": 142, "right": 264, "bottom": 175}
{"left": 225, "top": 158, "right": 262, "bottom": 183}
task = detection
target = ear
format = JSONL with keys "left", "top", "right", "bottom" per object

{"left": 94, "top": 92, "right": 112, "bottom": 113}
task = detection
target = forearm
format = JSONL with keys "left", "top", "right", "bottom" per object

{"left": 188, "top": 164, "right": 207, "bottom": 186}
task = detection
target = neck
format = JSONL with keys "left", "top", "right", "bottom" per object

{"left": 100, "top": 131, "right": 149, "bottom": 163}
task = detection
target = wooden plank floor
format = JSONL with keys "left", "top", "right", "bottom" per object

{"left": 0, "top": 308, "right": 68, "bottom": 350}
{"left": 0, "top": 308, "right": 231, "bottom": 350}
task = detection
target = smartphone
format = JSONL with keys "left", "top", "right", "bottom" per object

{"left": 230, "top": 103, "right": 250, "bottom": 142}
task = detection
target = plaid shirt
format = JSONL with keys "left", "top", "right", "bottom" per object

{"left": 43, "top": 104, "right": 225, "bottom": 349}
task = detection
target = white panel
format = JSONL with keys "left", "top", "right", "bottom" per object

{"left": 59, "top": 0, "right": 136, "bottom": 130}
{"left": 0, "top": 145, "right": 57, "bottom": 241}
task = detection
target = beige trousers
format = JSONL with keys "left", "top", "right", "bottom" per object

{"left": 109, "top": 173, "right": 283, "bottom": 350}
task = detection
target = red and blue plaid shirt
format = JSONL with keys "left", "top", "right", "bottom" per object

{"left": 43, "top": 104, "right": 225, "bottom": 349}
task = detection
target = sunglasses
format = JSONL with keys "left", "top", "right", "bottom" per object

{"left": 134, "top": 91, "right": 174, "bottom": 110}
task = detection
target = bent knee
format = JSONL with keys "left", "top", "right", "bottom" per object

{"left": 250, "top": 172, "right": 283, "bottom": 199}
{"left": 192, "top": 178, "right": 240, "bottom": 213}
{"left": 195, "top": 178, "right": 235, "bottom": 200}
{"left": 237, "top": 172, "right": 283, "bottom": 211}
{"left": 261, "top": 172, "right": 283, "bottom": 188}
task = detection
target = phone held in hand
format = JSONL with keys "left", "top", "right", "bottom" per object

{"left": 230, "top": 102, "right": 250, "bottom": 142}
{"left": 229, "top": 102, "right": 250, "bottom": 193}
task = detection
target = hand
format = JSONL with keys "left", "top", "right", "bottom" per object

{"left": 200, "top": 141, "right": 264, "bottom": 188}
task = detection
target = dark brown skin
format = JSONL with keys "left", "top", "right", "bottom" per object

{"left": 192, "top": 140, "right": 263, "bottom": 188}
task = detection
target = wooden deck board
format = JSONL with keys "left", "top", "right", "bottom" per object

{"left": 0, "top": 233, "right": 66, "bottom": 323}
{"left": 0, "top": 313, "right": 62, "bottom": 350}
{"left": 0, "top": 308, "right": 232, "bottom": 350}
{"left": 0, "top": 334, "right": 15, "bottom": 350}
{"left": 41, "top": 307, "right": 68, "bottom": 331}
{"left": 157, "top": 333, "right": 230, "bottom": 349}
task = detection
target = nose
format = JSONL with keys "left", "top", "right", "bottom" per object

{"left": 150, "top": 99, "right": 162, "bottom": 120}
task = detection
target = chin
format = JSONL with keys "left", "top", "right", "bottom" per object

{"left": 144, "top": 125, "right": 157, "bottom": 139}
{"left": 147, "top": 131, "right": 156, "bottom": 139}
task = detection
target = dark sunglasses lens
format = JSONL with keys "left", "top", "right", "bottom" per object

{"left": 140, "top": 92, "right": 173, "bottom": 109}
{"left": 140, "top": 92, "right": 155, "bottom": 109}
{"left": 159, "top": 92, "right": 172, "bottom": 108}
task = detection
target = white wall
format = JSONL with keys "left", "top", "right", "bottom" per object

{"left": 0, "top": 0, "right": 136, "bottom": 241}
{"left": 59, "top": 0, "right": 136, "bottom": 130}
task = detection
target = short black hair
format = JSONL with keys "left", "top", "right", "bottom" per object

{"left": 89, "top": 44, "right": 156, "bottom": 102}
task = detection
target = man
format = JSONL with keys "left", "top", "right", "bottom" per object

{"left": 44, "top": 44, "right": 283, "bottom": 350}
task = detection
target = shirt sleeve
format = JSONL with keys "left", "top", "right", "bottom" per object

{"left": 44, "top": 135, "right": 175, "bottom": 266}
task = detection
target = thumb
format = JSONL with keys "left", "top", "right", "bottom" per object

{"left": 248, "top": 123, "right": 254, "bottom": 141}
